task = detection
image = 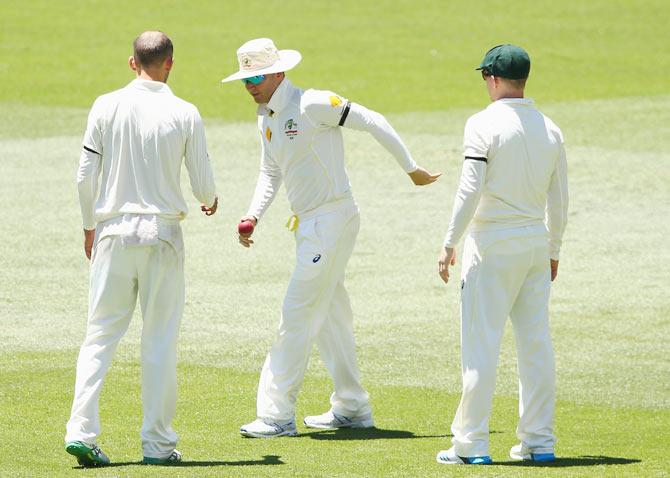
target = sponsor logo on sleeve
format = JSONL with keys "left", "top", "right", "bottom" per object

{"left": 329, "top": 95, "right": 342, "bottom": 107}
{"left": 266, "top": 126, "right": 272, "bottom": 141}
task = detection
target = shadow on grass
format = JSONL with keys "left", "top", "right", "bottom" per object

{"left": 496, "top": 456, "right": 641, "bottom": 467}
{"left": 74, "top": 454, "right": 284, "bottom": 469}
{"left": 303, "top": 427, "right": 505, "bottom": 441}
{"left": 304, "top": 427, "right": 448, "bottom": 440}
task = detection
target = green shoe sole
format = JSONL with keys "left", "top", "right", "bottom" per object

{"left": 143, "top": 450, "right": 182, "bottom": 465}
{"left": 65, "top": 441, "right": 110, "bottom": 467}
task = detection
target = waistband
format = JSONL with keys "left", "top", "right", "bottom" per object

{"left": 98, "top": 214, "right": 181, "bottom": 228}
{"left": 96, "top": 214, "right": 181, "bottom": 240}
{"left": 469, "top": 223, "right": 547, "bottom": 239}
{"left": 296, "top": 194, "right": 357, "bottom": 222}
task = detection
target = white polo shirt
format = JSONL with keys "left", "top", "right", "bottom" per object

{"left": 246, "top": 78, "right": 417, "bottom": 219}
{"left": 77, "top": 78, "right": 217, "bottom": 230}
{"left": 444, "top": 98, "right": 568, "bottom": 259}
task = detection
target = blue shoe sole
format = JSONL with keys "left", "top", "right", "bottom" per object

{"left": 436, "top": 451, "right": 492, "bottom": 465}
{"left": 531, "top": 453, "right": 556, "bottom": 462}
{"left": 465, "top": 456, "right": 493, "bottom": 465}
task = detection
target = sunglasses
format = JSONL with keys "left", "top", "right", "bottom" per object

{"left": 481, "top": 69, "right": 492, "bottom": 80}
{"left": 241, "top": 75, "right": 266, "bottom": 85}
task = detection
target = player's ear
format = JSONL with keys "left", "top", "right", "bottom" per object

{"left": 128, "top": 56, "right": 138, "bottom": 72}
{"left": 165, "top": 56, "right": 174, "bottom": 71}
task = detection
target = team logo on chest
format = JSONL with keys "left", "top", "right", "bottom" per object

{"left": 284, "top": 118, "right": 298, "bottom": 140}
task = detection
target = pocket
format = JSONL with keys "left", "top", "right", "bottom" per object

{"left": 158, "top": 225, "right": 185, "bottom": 266}
{"left": 293, "top": 218, "right": 327, "bottom": 282}
{"left": 90, "top": 233, "right": 111, "bottom": 265}
{"left": 460, "top": 235, "right": 480, "bottom": 281}
{"left": 313, "top": 209, "right": 355, "bottom": 250}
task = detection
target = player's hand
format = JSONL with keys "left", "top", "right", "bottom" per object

{"left": 201, "top": 196, "right": 218, "bottom": 216}
{"left": 438, "top": 246, "right": 456, "bottom": 284}
{"left": 83, "top": 228, "right": 95, "bottom": 260}
{"left": 550, "top": 259, "right": 559, "bottom": 281}
{"left": 238, "top": 215, "right": 257, "bottom": 248}
{"left": 409, "top": 166, "right": 442, "bottom": 186}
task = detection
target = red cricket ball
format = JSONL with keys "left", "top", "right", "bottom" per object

{"left": 238, "top": 220, "right": 255, "bottom": 235}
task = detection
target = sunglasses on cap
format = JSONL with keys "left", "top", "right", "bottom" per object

{"left": 241, "top": 75, "right": 266, "bottom": 85}
{"left": 481, "top": 69, "right": 492, "bottom": 79}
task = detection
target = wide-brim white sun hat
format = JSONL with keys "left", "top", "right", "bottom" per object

{"left": 221, "top": 38, "right": 302, "bottom": 83}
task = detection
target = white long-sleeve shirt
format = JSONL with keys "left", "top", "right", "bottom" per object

{"left": 246, "top": 78, "right": 417, "bottom": 219}
{"left": 444, "top": 98, "right": 568, "bottom": 260}
{"left": 77, "top": 78, "right": 217, "bottom": 229}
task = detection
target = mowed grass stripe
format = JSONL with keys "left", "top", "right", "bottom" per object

{"left": 1, "top": 1, "right": 669, "bottom": 119}
{"left": 1, "top": 98, "right": 669, "bottom": 409}
{"left": 0, "top": 350, "right": 666, "bottom": 477}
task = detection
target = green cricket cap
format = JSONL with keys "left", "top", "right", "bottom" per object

{"left": 476, "top": 44, "right": 530, "bottom": 79}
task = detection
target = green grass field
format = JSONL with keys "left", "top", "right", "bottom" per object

{"left": 1, "top": 1, "right": 669, "bottom": 476}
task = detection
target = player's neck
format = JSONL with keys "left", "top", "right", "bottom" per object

{"left": 492, "top": 90, "right": 524, "bottom": 101}
{"left": 136, "top": 69, "right": 168, "bottom": 83}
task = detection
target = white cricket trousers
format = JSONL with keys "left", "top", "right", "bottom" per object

{"left": 257, "top": 201, "right": 371, "bottom": 421}
{"left": 451, "top": 227, "right": 556, "bottom": 457}
{"left": 65, "top": 233, "right": 184, "bottom": 459}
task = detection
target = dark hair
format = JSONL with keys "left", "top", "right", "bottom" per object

{"left": 133, "top": 31, "right": 173, "bottom": 67}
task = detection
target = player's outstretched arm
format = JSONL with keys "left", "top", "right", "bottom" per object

{"left": 343, "top": 103, "right": 443, "bottom": 182}
{"left": 302, "top": 93, "right": 442, "bottom": 184}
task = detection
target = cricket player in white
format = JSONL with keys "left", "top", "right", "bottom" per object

{"left": 436, "top": 45, "right": 568, "bottom": 465}
{"left": 221, "top": 38, "right": 441, "bottom": 437}
{"left": 65, "top": 31, "right": 218, "bottom": 467}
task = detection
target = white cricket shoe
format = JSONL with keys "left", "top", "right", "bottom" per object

{"left": 240, "top": 418, "right": 297, "bottom": 438}
{"left": 509, "top": 443, "right": 555, "bottom": 462}
{"left": 303, "top": 410, "right": 374, "bottom": 429}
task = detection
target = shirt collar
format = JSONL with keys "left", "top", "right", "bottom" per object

{"left": 258, "top": 77, "right": 294, "bottom": 116}
{"left": 128, "top": 78, "right": 173, "bottom": 94}
{"left": 494, "top": 97, "right": 534, "bottom": 107}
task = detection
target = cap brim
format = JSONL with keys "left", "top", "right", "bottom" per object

{"left": 221, "top": 49, "right": 302, "bottom": 83}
